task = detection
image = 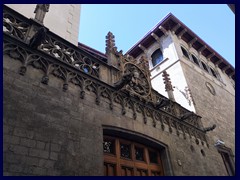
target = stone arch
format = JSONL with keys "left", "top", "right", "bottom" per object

{"left": 102, "top": 125, "right": 174, "bottom": 176}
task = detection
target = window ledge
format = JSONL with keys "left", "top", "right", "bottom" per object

{"left": 150, "top": 58, "right": 169, "bottom": 72}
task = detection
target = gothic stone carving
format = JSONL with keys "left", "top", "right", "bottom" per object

{"left": 3, "top": 10, "right": 30, "bottom": 41}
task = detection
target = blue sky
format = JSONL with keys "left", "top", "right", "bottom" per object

{"left": 78, "top": 4, "right": 235, "bottom": 67}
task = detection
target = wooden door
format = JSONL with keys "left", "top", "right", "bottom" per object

{"left": 103, "top": 136, "right": 164, "bottom": 176}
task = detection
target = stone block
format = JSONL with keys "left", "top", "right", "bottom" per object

{"left": 3, "top": 135, "right": 20, "bottom": 145}
{"left": 39, "top": 159, "right": 55, "bottom": 169}
{"left": 50, "top": 152, "right": 58, "bottom": 161}
{"left": 9, "top": 164, "right": 24, "bottom": 173}
{"left": 3, "top": 125, "right": 14, "bottom": 135}
{"left": 13, "top": 127, "right": 34, "bottom": 139}
{"left": 3, "top": 153, "right": 22, "bottom": 164}
{"left": 32, "top": 167, "right": 47, "bottom": 175}
{"left": 46, "top": 169, "right": 61, "bottom": 176}
{"left": 25, "top": 156, "right": 39, "bottom": 166}
{"left": 36, "top": 141, "right": 45, "bottom": 149}
{"left": 20, "top": 138, "right": 36, "bottom": 148}
{"left": 51, "top": 143, "right": 61, "bottom": 152}
{"left": 29, "top": 148, "right": 49, "bottom": 159}
{"left": 9, "top": 145, "right": 29, "bottom": 155}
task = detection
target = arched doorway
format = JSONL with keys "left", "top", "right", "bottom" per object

{"left": 103, "top": 136, "right": 164, "bottom": 176}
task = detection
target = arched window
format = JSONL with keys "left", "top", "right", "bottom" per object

{"left": 151, "top": 49, "right": 163, "bottom": 67}
{"left": 181, "top": 47, "right": 189, "bottom": 59}
{"left": 191, "top": 54, "right": 200, "bottom": 66}
{"left": 201, "top": 61, "right": 209, "bottom": 72}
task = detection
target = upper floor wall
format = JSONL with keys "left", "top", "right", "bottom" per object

{"left": 173, "top": 32, "right": 235, "bottom": 96}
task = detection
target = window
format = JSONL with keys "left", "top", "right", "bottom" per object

{"left": 181, "top": 47, "right": 189, "bottom": 59}
{"left": 103, "top": 138, "right": 115, "bottom": 154}
{"left": 151, "top": 49, "right": 163, "bottom": 67}
{"left": 191, "top": 54, "right": 200, "bottom": 66}
{"left": 201, "top": 61, "right": 209, "bottom": 72}
{"left": 210, "top": 67, "right": 217, "bottom": 78}
{"left": 216, "top": 146, "right": 235, "bottom": 176}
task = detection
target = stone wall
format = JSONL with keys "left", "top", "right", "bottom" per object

{"left": 3, "top": 53, "right": 229, "bottom": 176}
{"left": 181, "top": 61, "right": 235, "bottom": 171}
{"left": 3, "top": 55, "right": 103, "bottom": 176}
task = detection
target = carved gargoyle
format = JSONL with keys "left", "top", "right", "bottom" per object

{"left": 155, "top": 99, "right": 170, "bottom": 109}
{"left": 203, "top": 124, "right": 216, "bottom": 132}
{"left": 180, "top": 111, "right": 194, "bottom": 121}
{"left": 114, "top": 72, "right": 133, "bottom": 90}
{"left": 29, "top": 27, "right": 47, "bottom": 49}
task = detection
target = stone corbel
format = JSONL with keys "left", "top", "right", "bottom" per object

{"left": 198, "top": 45, "right": 207, "bottom": 55}
{"left": 215, "top": 59, "right": 223, "bottom": 68}
{"left": 207, "top": 52, "right": 215, "bottom": 61}
{"left": 188, "top": 37, "right": 198, "bottom": 48}
{"left": 138, "top": 44, "right": 147, "bottom": 54}
{"left": 228, "top": 71, "right": 235, "bottom": 77}
{"left": 222, "top": 65, "right": 230, "bottom": 73}
{"left": 171, "top": 23, "right": 181, "bottom": 34}
{"left": 151, "top": 33, "right": 160, "bottom": 43}
{"left": 159, "top": 25, "right": 169, "bottom": 36}
{"left": 178, "top": 28, "right": 187, "bottom": 39}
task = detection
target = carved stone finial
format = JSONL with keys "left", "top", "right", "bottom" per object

{"left": 162, "top": 71, "right": 175, "bottom": 101}
{"left": 162, "top": 71, "right": 173, "bottom": 91}
{"left": 105, "top": 31, "right": 117, "bottom": 54}
{"left": 34, "top": 4, "right": 50, "bottom": 24}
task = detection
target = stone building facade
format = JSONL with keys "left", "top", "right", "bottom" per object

{"left": 3, "top": 5, "right": 235, "bottom": 176}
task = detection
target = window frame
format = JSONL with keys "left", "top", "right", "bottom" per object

{"left": 151, "top": 49, "right": 164, "bottom": 68}
{"left": 200, "top": 60, "right": 210, "bottom": 73}
{"left": 191, "top": 54, "right": 200, "bottom": 66}
{"left": 181, "top": 46, "right": 190, "bottom": 59}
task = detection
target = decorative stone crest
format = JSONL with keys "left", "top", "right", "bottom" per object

{"left": 123, "top": 63, "right": 151, "bottom": 97}
{"left": 106, "top": 32, "right": 153, "bottom": 101}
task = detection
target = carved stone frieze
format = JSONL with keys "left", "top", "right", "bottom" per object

{"left": 40, "top": 34, "right": 100, "bottom": 78}
{"left": 3, "top": 10, "right": 30, "bottom": 41}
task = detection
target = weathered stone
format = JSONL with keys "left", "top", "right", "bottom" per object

{"left": 36, "top": 141, "right": 45, "bottom": 149}
{"left": 9, "top": 164, "right": 24, "bottom": 173}
{"left": 29, "top": 148, "right": 49, "bottom": 159}
{"left": 20, "top": 138, "right": 37, "bottom": 148}
{"left": 49, "top": 152, "right": 58, "bottom": 161}
{"left": 51, "top": 143, "right": 61, "bottom": 152}
{"left": 39, "top": 159, "right": 55, "bottom": 169}
{"left": 13, "top": 128, "right": 34, "bottom": 139}
{"left": 4, "top": 135, "right": 20, "bottom": 145}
